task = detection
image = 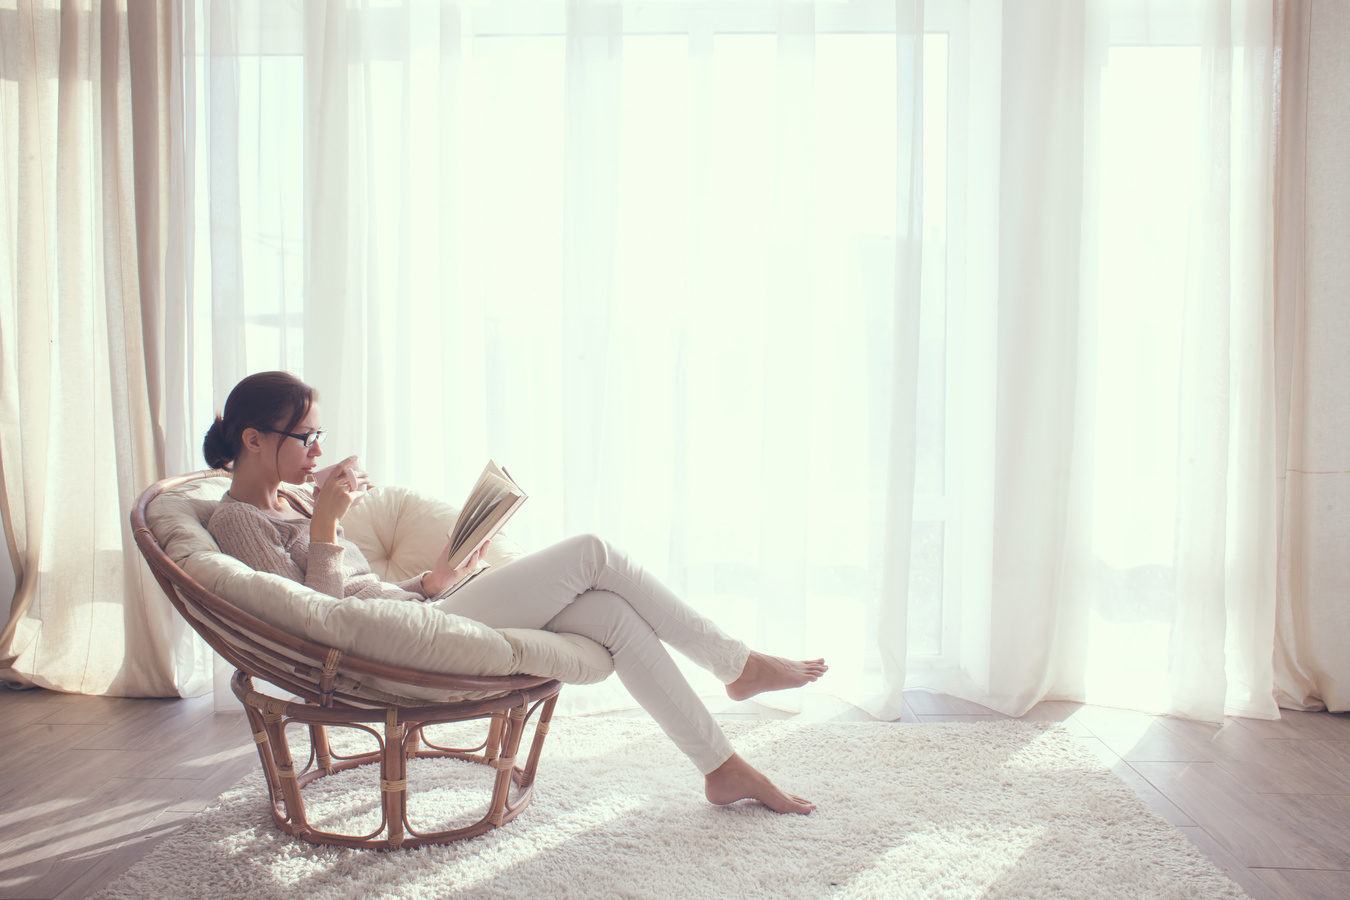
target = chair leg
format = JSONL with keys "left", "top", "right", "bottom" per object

{"left": 311, "top": 722, "right": 335, "bottom": 773}
{"left": 382, "top": 710, "right": 408, "bottom": 849}
{"left": 262, "top": 710, "right": 309, "bottom": 836}
{"left": 244, "top": 704, "right": 283, "bottom": 806}
{"left": 486, "top": 714, "right": 505, "bottom": 764}
{"left": 487, "top": 705, "right": 527, "bottom": 826}
{"left": 405, "top": 725, "right": 422, "bottom": 760}
{"left": 519, "top": 695, "right": 557, "bottom": 789}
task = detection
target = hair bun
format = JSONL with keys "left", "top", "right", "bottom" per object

{"left": 202, "top": 415, "right": 234, "bottom": 471}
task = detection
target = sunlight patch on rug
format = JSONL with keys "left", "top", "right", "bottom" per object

{"left": 836, "top": 822, "right": 1047, "bottom": 899}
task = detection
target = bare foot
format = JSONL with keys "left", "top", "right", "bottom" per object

{"left": 725, "top": 651, "right": 827, "bottom": 702}
{"left": 705, "top": 753, "right": 815, "bottom": 815}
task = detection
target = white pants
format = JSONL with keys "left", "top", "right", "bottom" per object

{"left": 433, "top": 533, "right": 749, "bottom": 774}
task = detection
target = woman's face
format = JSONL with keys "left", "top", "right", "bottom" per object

{"left": 267, "top": 403, "right": 324, "bottom": 485}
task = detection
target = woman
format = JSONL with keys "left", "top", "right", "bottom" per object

{"left": 204, "top": 371, "right": 827, "bottom": 814}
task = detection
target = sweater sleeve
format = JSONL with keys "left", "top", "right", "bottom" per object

{"left": 304, "top": 541, "right": 349, "bottom": 599}
{"left": 208, "top": 502, "right": 347, "bottom": 600}
{"left": 395, "top": 572, "right": 429, "bottom": 599}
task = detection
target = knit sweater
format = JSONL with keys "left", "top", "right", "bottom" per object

{"left": 206, "top": 489, "right": 428, "bottom": 602}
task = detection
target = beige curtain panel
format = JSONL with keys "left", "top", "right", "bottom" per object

{"left": 0, "top": 0, "right": 193, "bottom": 697}
{"left": 1272, "top": 0, "right": 1350, "bottom": 712}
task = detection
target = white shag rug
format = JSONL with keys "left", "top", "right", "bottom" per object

{"left": 92, "top": 719, "right": 1248, "bottom": 900}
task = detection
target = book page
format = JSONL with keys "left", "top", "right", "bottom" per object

{"left": 454, "top": 480, "right": 508, "bottom": 551}
{"left": 445, "top": 460, "right": 527, "bottom": 569}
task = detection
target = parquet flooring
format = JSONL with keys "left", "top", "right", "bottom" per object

{"left": 2, "top": 686, "right": 1347, "bottom": 899}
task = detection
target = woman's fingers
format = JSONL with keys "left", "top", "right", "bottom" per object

{"left": 347, "top": 466, "right": 369, "bottom": 490}
{"left": 335, "top": 456, "right": 358, "bottom": 486}
{"left": 340, "top": 459, "right": 373, "bottom": 499}
{"left": 312, "top": 458, "right": 362, "bottom": 522}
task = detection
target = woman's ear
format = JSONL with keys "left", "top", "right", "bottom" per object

{"left": 240, "top": 427, "right": 265, "bottom": 454}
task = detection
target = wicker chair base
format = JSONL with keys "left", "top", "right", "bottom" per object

{"left": 233, "top": 670, "right": 561, "bottom": 850}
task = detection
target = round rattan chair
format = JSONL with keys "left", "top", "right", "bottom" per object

{"left": 131, "top": 471, "right": 611, "bottom": 850}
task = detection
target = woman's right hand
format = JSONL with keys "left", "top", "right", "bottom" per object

{"left": 422, "top": 538, "right": 490, "bottom": 596}
{"left": 310, "top": 455, "right": 361, "bottom": 543}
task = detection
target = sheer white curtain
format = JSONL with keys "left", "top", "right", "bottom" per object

{"left": 181, "top": 0, "right": 1296, "bottom": 721}
{"left": 184, "top": 0, "right": 929, "bottom": 715}
{"left": 4, "top": 1, "right": 1330, "bottom": 718}
{"left": 908, "top": 0, "right": 1281, "bottom": 721}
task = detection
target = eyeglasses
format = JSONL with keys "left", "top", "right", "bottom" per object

{"left": 260, "top": 428, "right": 327, "bottom": 448}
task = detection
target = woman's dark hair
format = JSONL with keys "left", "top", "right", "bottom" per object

{"left": 203, "top": 371, "right": 317, "bottom": 471}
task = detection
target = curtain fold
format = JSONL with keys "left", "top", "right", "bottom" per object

{"left": 985, "top": 0, "right": 1093, "bottom": 715}
{"left": 1171, "top": 0, "right": 1278, "bottom": 720}
{"left": 562, "top": 0, "right": 623, "bottom": 537}
{"left": 871, "top": 0, "right": 924, "bottom": 721}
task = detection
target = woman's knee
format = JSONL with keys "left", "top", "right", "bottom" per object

{"left": 556, "top": 532, "right": 613, "bottom": 569}
{"left": 547, "top": 589, "right": 645, "bottom": 651}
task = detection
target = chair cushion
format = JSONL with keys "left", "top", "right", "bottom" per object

{"left": 339, "top": 484, "right": 528, "bottom": 581}
{"left": 145, "top": 475, "right": 614, "bottom": 698}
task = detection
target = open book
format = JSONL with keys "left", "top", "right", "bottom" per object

{"left": 446, "top": 460, "right": 527, "bottom": 570}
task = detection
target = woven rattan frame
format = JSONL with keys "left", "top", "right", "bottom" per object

{"left": 131, "top": 471, "right": 563, "bottom": 849}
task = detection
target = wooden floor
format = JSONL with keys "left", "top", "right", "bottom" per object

{"left": 2, "top": 687, "right": 1348, "bottom": 900}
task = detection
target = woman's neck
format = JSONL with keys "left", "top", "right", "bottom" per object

{"left": 227, "top": 467, "right": 285, "bottom": 512}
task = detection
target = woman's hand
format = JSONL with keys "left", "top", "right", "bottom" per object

{"left": 312, "top": 458, "right": 372, "bottom": 502}
{"left": 310, "top": 462, "right": 342, "bottom": 494}
{"left": 310, "top": 455, "right": 363, "bottom": 544}
{"left": 422, "top": 538, "right": 491, "bottom": 597}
